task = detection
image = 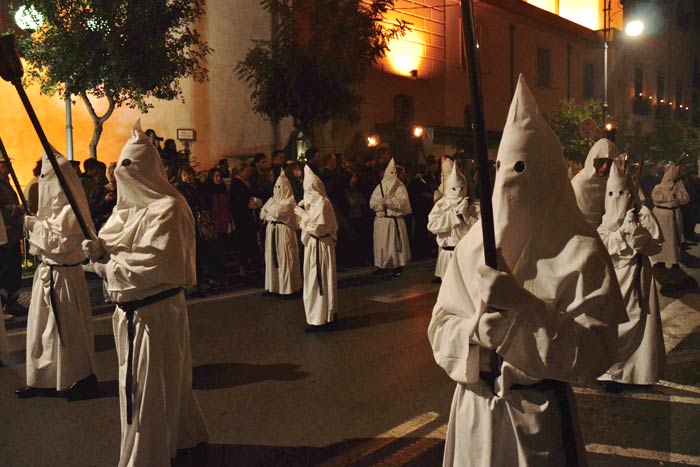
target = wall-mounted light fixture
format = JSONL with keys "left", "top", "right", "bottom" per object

{"left": 367, "top": 135, "right": 380, "bottom": 148}
{"left": 409, "top": 69, "right": 418, "bottom": 80}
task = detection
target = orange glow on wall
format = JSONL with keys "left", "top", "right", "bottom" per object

{"left": 525, "top": 0, "right": 605, "bottom": 31}
{"left": 387, "top": 34, "right": 423, "bottom": 77}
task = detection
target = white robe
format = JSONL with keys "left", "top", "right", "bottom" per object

{"left": 651, "top": 182, "right": 689, "bottom": 265}
{"left": 598, "top": 207, "right": 666, "bottom": 384}
{"left": 300, "top": 195, "right": 338, "bottom": 326}
{"left": 260, "top": 197, "right": 302, "bottom": 295}
{"left": 427, "top": 199, "right": 478, "bottom": 278}
{"left": 571, "top": 139, "right": 618, "bottom": 228}
{"left": 26, "top": 224, "right": 95, "bottom": 390}
{"left": 93, "top": 125, "right": 208, "bottom": 467}
{"left": 370, "top": 182, "right": 412, "bottom": 269}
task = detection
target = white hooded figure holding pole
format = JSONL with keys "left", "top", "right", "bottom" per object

{"left": 651, "top": 162, "right": 690, "bottom": 268}
{"left": 428, "top": 76, "right": 627, "bottom": 466}
{"left": 597, "top": 161, "right": 665, "bottom": 387}
{"left": 82, "top": 122, "right": 208, "bottom": 467}
{"left": 369, "top": 158, "right": 412, "bottom": 274}
{"left": 571, "top": 138, "right": 618, "bottom": 227}
{"left": 427, "top": 163, "right": 479, "bottom": 280}
{"left": 260, "top": 171, "right": 302, "bottom": 295}
{"left": 296, "top": 165, "right": 338, "bottom": 328}
{"left": 17, "top": 150, "right": 97, "bottom": 400}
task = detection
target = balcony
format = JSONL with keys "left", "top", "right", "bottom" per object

{"left": 655, "top": 103, "right": 671, "bottom": 119}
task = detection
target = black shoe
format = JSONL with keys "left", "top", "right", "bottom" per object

{"left": 15, "top": 386, "right": 58, "bottom": 399}
{"left": 600, "top": 381, "right": 626, "bottom": 394}
{"left": 373, "top": 268, "right": 385, "bottom": 276}
{"left": 392, "top": 267, "right": 403, "bottom": 277}
{"left": 305, "top": 324, "right": 323, "bottom": 333}
{"left": 432, "top": 277, "right": 442, "bottom": 284}
{"left": 60, "top": 374, "right": 100, "bottom": 401}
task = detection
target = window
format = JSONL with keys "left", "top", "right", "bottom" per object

{"left": 657, "top": 76, "right": 665, "bottom": 103}
{"left": 583, "top": 62, "right": 595, "bottom": 99}
{"left": 676, "top": 81, "right": 683, "bottom": 110}
{"left": 634, "top": 67, "right": 643, "bottom": 96}
{"left": 536, "top": 47, "right": 551, "bottom": 87}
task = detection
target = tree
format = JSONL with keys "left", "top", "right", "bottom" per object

{"left": 14, "top": 0, "right": 211, "bottom": 158}
{"left": 236, "top": 0, "right": 408, "bottom": 148}
{"left": 545, "top": 99, "right": 603, "bottom": 164}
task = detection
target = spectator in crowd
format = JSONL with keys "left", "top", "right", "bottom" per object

{"left": 681, "top": 170, "right": 700, "bottom": 241}
{"left": 176, "top": 166, "right": 208, "bottom": 290}
{"left": 69, "top": 160, "right": 82, "bottom": 176}
{"left": 271, "top": 149, "right": 286, "bottom": 179}
{"left": 144, "top": 128, "right": 163, "bottom": 154}
{"left": 81, "top": 158, "right": 101, "bottom": 199}
{"left": 0, "top": 159, "right": 24, "bottom": 319}
{"left": 342, "top": 158, "right": 368, "bottom": 266}
{"left": 161, "top": 139, "right": 179, "bottom": 164}
{"left": 90, "top": 162, "right": 117, "bottom": 233}
{"left": 407, "top": 163, "right": 435, "bottom": 259}
{"left": 230, "top": 162, "right": 263, "bottom": 277}
{"left": 218, "top": 158, "right": 231, "bottom": 179}
{"left": 23, "top": 158, "right": 42, "bottom": 215}
{"left": 204, "top": 168, "right": 231, "bottom": 282}
{"left": 305, "top": 148, "right": 322, "bottom": 175}
{"left": 376, "top": 147, "right": 392, "bottom": 171}
{"left": 285, "top": 161, "right": 304, "bottom": 202}
{"left": 163, "top": 160, "right": 178, "bottom": 186}
{"left": 251, "top": 153, "right": 275, "bottom": 203}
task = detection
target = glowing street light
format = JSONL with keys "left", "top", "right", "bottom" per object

{"left": 625, "top": 20, "right": 645, "bottom": 37}
{"left": 14, "top": 6, "right": 43, "bottom": 32}
{"left": 367, "top": 135, "right": 380, "bottom": 148}
{"left": 412, "top": 125, "right": 424, "bottom": 138}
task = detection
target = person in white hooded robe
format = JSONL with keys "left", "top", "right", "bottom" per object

{"left": 428, "top": 75, "right": 627, "bottom": 467}
{"left": 571, "top": 138, "right": 618, "bottom": 227}
{"left": 433, "top": 157, "right": 455, "bottom": 202}
{"left": 597, "top": 161, "right": 665, "bottom": 388}
{"left": 260, "top": 171, "right": 302, "bottom": 295}
{"left": 370, "top": 158, "right": 412, "bottom": 275}
{"left": 82, "top": 122, "right": 208, "bottom": 467}
{"left": 427, "top": 163, "right": 479, "bottom": 280}
{"left": 296, "top": 166, "right": 338, "bottom": 328}
{"left": 16, "top": 150, "right": 98, "bottom": 400}
{"left": 651, "top": 162, "right": 690, "bottom": 268}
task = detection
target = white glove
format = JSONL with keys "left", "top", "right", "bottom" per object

{"left": 385, "top": 197, "right": 400, "bottom": 210}
{"left": 476, "top": 262, "right": 531, "bottom": 312}
{"left": 474, "top": 308, "right": 514, "bottom": 350}
{"left": 620, "top": 209, "right": 638, "bottom": 236}
{"left": 24, "top": 215, "right": 38, "bottom": 232}
{"left": 81, "top": 238, "right": 109, "bottom": 263}
{"left": 294, "top": 206, "right": 309, "bottom": 220}
{"left": 248, "top": 197, "right": 263, "bottom": 209}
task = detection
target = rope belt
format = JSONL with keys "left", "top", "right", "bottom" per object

{"left": 117, "top": 286, "right": 183, "bottom": 425}
{"left": 270, "top": 221, "right": 286, "bottom": 269}
{"left": 441, "top": 246, "right": 456, "bottom": 251}
{"left": 47, "top": 262, "right": 83, "bottom": 346}
{"left": 310, "top": 234, "right": 330, "bottom": 296}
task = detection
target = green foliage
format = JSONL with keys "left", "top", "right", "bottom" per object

{"left": 12, "top": 0, "right": 211, "bottom": 157}
{"left": 545, "top": 99, "right": 603, "bottom": 164}
{"left": 236, "top": 0, "right": 409, "bottom": 140}
{"left": 646, "top": 118, "right": 700, "bottom": 164}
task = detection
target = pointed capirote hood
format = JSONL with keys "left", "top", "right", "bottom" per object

{"left": 583, "top": 138, "right": 619, "bottom": 177}
{"left": 492, "top": 74, "right": 591, "bottom": 267}
{"left": 37, "top": 149, "right": 95, "bottom": 236}
{"left": 113, "top": 120, "right": 184, "bottom": 210}
{"left": 601, "top": 159, "right": 632, "bottom": 230}
{"left": 383, "top": 158, "right": 397, "bottom": 182}
{"left": 444, "top": 161, "right": 467, "bottom": 200}
{"left": 303, "top": 164, "right": 327, "bottom": 197}
{"left": 660, "top": 162, "right": 675, "bottom": 189}
{"left": 438, "top": 157, "right": 455, "bottom": 194}
{"left": 273, "top": 170, "right": 294, "bottom": 201}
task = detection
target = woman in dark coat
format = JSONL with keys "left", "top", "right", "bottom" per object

{"left": 229, "top": 162, "right": 262, "bottom": 277}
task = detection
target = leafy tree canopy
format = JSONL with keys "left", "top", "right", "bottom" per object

{"left": 236, "top": 0, "right": 409, "bottom": 140}
{"left": 13, "top": 0, "right": 211, "bottom": 158}
{"left": 545, "top": 99, "right": 603, "bottom": 164}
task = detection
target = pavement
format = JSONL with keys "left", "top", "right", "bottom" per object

{"left": 1, "top": 244, "right": 700, "bottom": 466}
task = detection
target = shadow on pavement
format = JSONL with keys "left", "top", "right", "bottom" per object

{"left": 681, "top": 244, "right": 700, "bottom": 269}
{"left": 329, "top": 307, "right": 421, "bottom": 333}
{"left": 171, "top": 437, "right": 445, "bottom": 467}
{"left": 652, "top": 263, "right": 699, "bottom": 298}
{"left": 192, "top": 363, "right": 308, "bottom": 390}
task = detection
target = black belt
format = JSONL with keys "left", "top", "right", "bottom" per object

{"left": 441, "top": 246, "right": 456, "bottom": 251}
{"left": 655, "top": 205, "right": 679, "bottom": 210}
{"left": 117, "top": 286, "right": 183, "bottom": 425}
{"left": 270, "top": 221, "right": 286, "bottom": 269}
{"left": 47, "top": 262, "right": 83, "bottom": 346}
{"left": 479, "top": 372, "right": 580, "bottom": 466}
{"left": 310, "top": 234, "right": 330, "bottom": 296}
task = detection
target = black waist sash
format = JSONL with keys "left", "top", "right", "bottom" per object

{"left": 270, "top": 221, "right": 286, "bottom": 269}
{"left": 479, "top": 372, "right": 581, "bottom": 466}
{"left": 441, "top": 246, "right": 456, "bottom": 251}
{"left": 655, "top": 205, "right": 679, "bottom": 210}
{"left": 47, "top": 262, "right": 83, "bottom": 346}
{"left": 310, "top": 234, "right": 330, "bottom": 296}
{"left": 117, "top": 286, "right": 183, "bottom": 425}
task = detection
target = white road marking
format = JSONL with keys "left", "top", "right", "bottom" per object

{"left": 368, "top": 283, "right": 439, "bottom": 304}
{"left": 319, "top": 412, "right": 440, "bottom": 467}
{"left": 573, "top": 386, "right": 700, "bottom": 406}
{"left": 586, "top": 443, "right": 700, "bottom": 465}
{"left": 374, "top": 423, "right": 448, "bottom": 467}
{"left": 661, "top": 294, "right": 700, "bottom": 353}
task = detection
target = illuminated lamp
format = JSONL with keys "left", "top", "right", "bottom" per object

{"left": 367, "top": 135, "right": 380, "bottom": 148}
{"left": 625, "top": 20, "right": 644, "bottom": 37}
{"left": 412, "top": 126, "right": 424, "bottom": 138}
{"left": 14, "top": 5, "right": 43, "bottom": 32}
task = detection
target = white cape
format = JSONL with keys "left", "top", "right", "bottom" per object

{"left": 26, "top": 150, "right": 95, "bottom": 390}
{"left": 370, "top": 159, "right": 412, "bottom": 269}
{"left": 94, "top": 123, "right": 208, "bottom": 466}
{"left": 428, "top": 76, "right": 626, "bottom": 466}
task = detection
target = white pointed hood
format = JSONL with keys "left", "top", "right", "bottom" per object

{"left": 583, "top": 138, "right": 619, "bottom": 177}
{"left": 660, "top": 162, "right": 675, "bottom": 189}
{"left": 37, "top": 149, "right": 95, "bottom": 237}
{"left": 303, "top": 165, "right": 327, "bottom": 202}
{"left": 380, "top": 158, "right": 403, "bottom": 195}
{"left": 444, "top": 162, "right": 467, "bottom": 200}
{"left": 601, "top": 160, "right": 633, "bottom": 230}
{"left": 492, "top": 74, "right": 592, "bottom": 266}
{"left": 113, "top": 120, "right": 184, "bottom": 209}
{"left": 438, "top": 157, "right": 455, "bottom": 194}
{"left": 273, "top": 170, "right": 294, "bottom": 201}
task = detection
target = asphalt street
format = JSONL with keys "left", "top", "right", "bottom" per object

{"left": 1, "top": 250, "right": 700, "bottom": 466}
